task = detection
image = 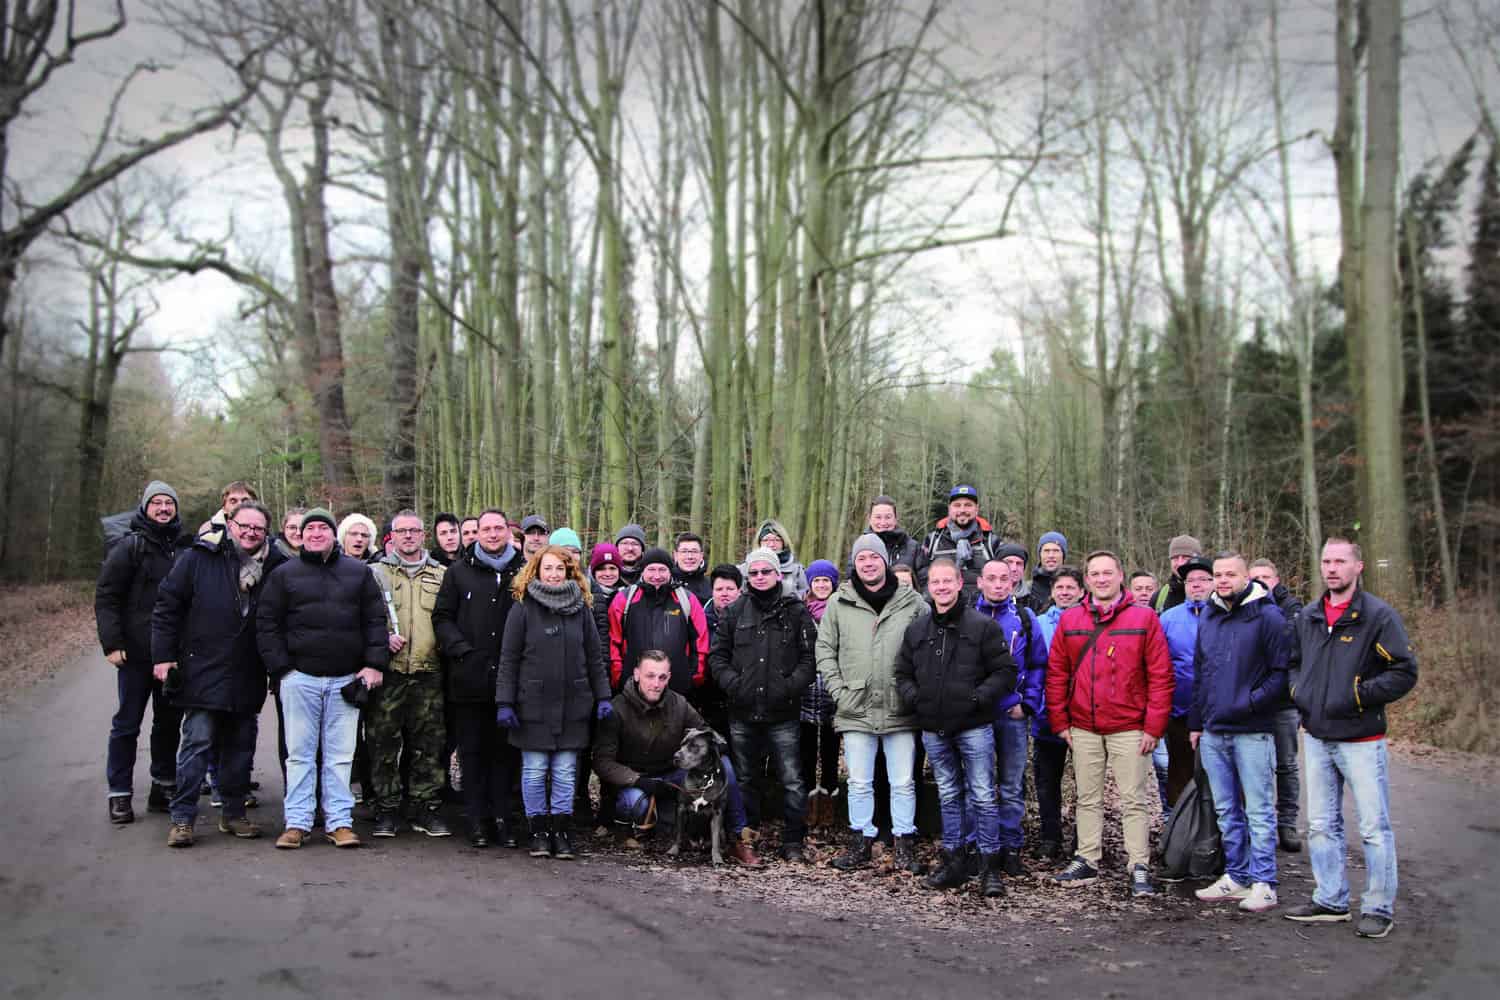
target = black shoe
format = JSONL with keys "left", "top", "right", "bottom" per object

{"left": 829, "top": 831, "right": 874, "bottom": 871}
{"left": 467, "top": 819, "right": 490, "bottom": 848}
{"left": 779, "top": 841, "right": 805, "bottom": 863}
{"left": 893, "top": 834, "right": 926, "bottom": 875}
{"left": 147, "top": 784, "right": 174, "bottom": 813}
{"left": 1033, "top": 838, "right": 1063, "bottom": 862}
{"left": 108, "top": 796, "right": 134, "bottom": 825}
{"left": 1284, "top": 901, "right": 1353, "bottom": 923}
{"left": 199, "top": 781, "right": 212, "bottom": 797}
{"left": 553, "top": 816, "right": 576, "bottom": 860}
{"left": 1355, "top": 914, "right": 1394, "bottom": 939}
{"left": 963, "top": 844, "right": 981, "bottom": 878}
{"left": 923, "top": 848, "right": 968, "bottom": 890}
{"left": 372, "top": 812, "right": 398, "bottom": 838}
{"left": 1053, "top": 855, "right": 1099, "bottom": 887}
{"left": 980, "top": 852, "right": 1007, "bottom": 898}
{"left": 1278, "top": 826, "right": 1303, "bottom": 853}
{"left": 412, "top": 811, "right": 452, "bottom": 838}
{"left": 529, "top": 817, "right": 553, "bottom": 857}
{"left": 1129, "top": 863, "right": 1156, "bottom": 898}
{"left": 494, "top": 818, "right": 518, "bottom": 849}
{"left": 1000, "top": 848, "right": 1026, "bottom": 877}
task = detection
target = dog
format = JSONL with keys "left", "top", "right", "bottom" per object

{"left": 666, "top": 726, "right": 731, "bottom": 866}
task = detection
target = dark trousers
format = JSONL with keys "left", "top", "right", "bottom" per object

{"left": 799, "top": 719, "right": 839, "bottom": 792}
{"left": 107, "top": 662, "right": 182, "bottom": 795}
{"left": 1165, "top": 716, "right": 1195, "bottom": 808}
{"left": 1273, "top": 707, "right": 1301, "bottom": 830}
{"left": 170, "top": 708, "right": 256, "bottom": 824}
{"left": 1033, "top": 737, "right": 1069, "bottom": 844}
{"left": 453, "top": 703, "right": 518, "bottom": 823}
{"left": 729, "top": 718, "right": 806, "bottom": 843}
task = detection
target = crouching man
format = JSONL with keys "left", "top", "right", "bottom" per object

{"left": 594, "top": 651, "right": 760, "bottom": 866}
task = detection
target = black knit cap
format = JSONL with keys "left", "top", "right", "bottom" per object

{"left": 639, "top": 546, "right": 673, "bottom": 571}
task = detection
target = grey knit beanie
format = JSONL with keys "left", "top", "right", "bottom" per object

{"left": 744, "top": 546, "right": 780, "bottom": 572}
{"left": 140, "top": 480, "right": 179, "bottom": 508}
{"left": 849, "top": 533, "right": 890, "bottom": 566}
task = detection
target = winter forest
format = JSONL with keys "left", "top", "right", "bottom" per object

{"left": 2, "top": 0, "right": 1498, "bottom": 609}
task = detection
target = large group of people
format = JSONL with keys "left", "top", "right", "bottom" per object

{"left": 96, "top": 479, "right": 1418, "bottom": 940}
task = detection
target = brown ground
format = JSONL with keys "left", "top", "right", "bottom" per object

{"left": 0, "top": 581, "right": 96, "bottom": 705}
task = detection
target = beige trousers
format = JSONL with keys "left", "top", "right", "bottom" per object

{"left": 1069, "top": 727, "right": 1155, "bottom": 869}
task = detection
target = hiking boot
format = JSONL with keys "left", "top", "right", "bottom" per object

{"left": 1195, "top": 874, "right": 1251, "bottom": 902}
{"left": 1053, "top": 855, "right": 1099, "bottom": 887}
{"left": 372, "top": 811, "right": 398, "bottom": 838}
{"left": 731, "top": 841, "right": 763, "bottom": 867}
{"left": 963, "top": 844, "right": 982, "bottom": 878}
{"left": 167, "top": 822, "right": 194, "bottom": 847}
{"left": 108, "top": 796, "right": 134, "bottom": 825}
{"left": 980, "top": 853, "right": 1007, "bottom": 898}
{"left": 218, "top": 815, "right": 262, "bottom": 839}
{"left": 1239, "top": 882, "right": 1278, "bottom": 913}
{"left": 1278, "top": 826, "right": 1302, "bottom": 853}
{"left": 412, "top": 811, "right": 452, "bottom": 838}
{"left": 779, "top": 841, "right": 806, "bottom": 864}
{"left": 275, "top": 828, "right": 308, "bottom": 849}
{"left": 1356, "top": 914, "right": 1394, "bottom": 939}
{"left": 529, "top": 817, "right": 553, "bottom": 857}
{"left": 923, "top": 849, "right": 968, "bottom": 890}
{"left": 1032, "top": 838, "right": 1062, "bottom": 862}
{"left": 199, "top": 781, "right": 212, "bottom": 797}
{"left": 325, "top": 826, "right": 360, "bottom": 848}
{"left": 147, "top": 784, "right": 174, "bottom": 813}
{"left": 467, "top": 819, "right": 490, "bottom": 848}
{"left": 829, "top": 831, "right": 874, "bottom": 871}
{"left": 740, "top": 826, "right": 759, "bottom": 844}
{"left": 1284, "top": 901, "right": 1353, "bottom": 923}
{"left": 999, "top": 848, "right": 1026, "bottom": 877}
{"left": 553, "top": 817, "right": 576, "bottom": 860}
{"left": 1129, "top": 863, "right": 1156, "bottom": 898}
{"left": 495, "top": 818, "right": 518, "bottom": 849}
{"left": 893, "top": 835, "right": 926, "bottom": 875}
{"left": 244, "top": 793, "right": 258, "bottom": 810}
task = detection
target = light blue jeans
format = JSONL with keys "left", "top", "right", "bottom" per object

{"left": 1199, "top": 730, "right": 1278, "bottom": 887}
{"left": 520, "top": 750, "right": 579, "bottom": 817}
{"left": 843, "top": 731, "right": 916, "bottom": 837}
{"left": 1304, "top": 734, "right": 1398, "bottom": 918}
{"left": 280, "top": 670, "right": 360, "bottom": 831}
{"left": 924, "top": 726, "right": 998, "bottom": 854}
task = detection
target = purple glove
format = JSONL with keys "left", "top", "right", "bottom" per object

{"left": 596, "top": 701, "right": 614, "bottom": 722}
{"left": 495, "top": 705, "right": 519, "bottom": 729}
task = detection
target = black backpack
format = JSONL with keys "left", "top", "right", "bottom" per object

{"left": 99, "top": 510, "right": 145, "bottom": 569}
{"left": 1155, "top": 754, "right": 1224, "bottom": 881}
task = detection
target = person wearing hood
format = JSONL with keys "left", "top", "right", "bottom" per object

{"left": 96, "top": 479, "right": 191, "bottom": 824}
{"left": 845, "top": 496, "right": 919, "bottom": 576}
{"left": 1020, "top": 531, "right": 1068, "bottom": 613}
{"left": 710, "top": 546, "right": 818, "bottom": 861}
{"left": 742, "top": 519, "right": 809, "bottom": 598}
{"left": 337, "top": 512, "right": 379, "bottom": 564}
{"left": 671, "top": 532, "right": 711, "bottom": 606}
{"left": 495, "top": 545, "right": 611, "bottom": 860}
{"left": 1156, "top": 556, "right": 1214, "bottom": 810}
{"left": 430, "top": 512, "right": 462, "bottom": 567}
{"left": 914, "top": 484, "right": 1002, "bottom": 596}
{"left": 366, "top": 511, "right": 450, "bottom": 839}
{"left": 1248, "top": 557, "right": 1305, "bottom": 853}
{"left": 433, "top": 508, "right": 523, "bottom": 848}
{"left": 613, "top": 524, "right": 647, "bottom": 586}
{"left": 1152, "top": 534, "right": 1203, "bottom": 613}
{"left": 1189, "top": 553, "right": 1290, "bottom": 915}
{"left": 607, "top": 547, "right": 709, "bottom": 694}
{"left": 151, "top": 500, "right": 286, "bottom": 846}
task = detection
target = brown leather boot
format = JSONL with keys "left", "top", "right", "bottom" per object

{"left": 732, "top": 840, "right": 763, "bottom": 867}
{"left": 275, "top": 828, "right": 308, "bottom": 849}
{"left": 326, "top": 826, "right": 361, "bottom": 848}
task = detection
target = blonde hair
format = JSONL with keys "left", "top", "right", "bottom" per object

{"left": 511, "top": 545, "right": 593, "bottom": 606}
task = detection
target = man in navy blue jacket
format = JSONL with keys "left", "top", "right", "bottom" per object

{"left": 1189, "top": 552, "right": 1289, "bottom": 915}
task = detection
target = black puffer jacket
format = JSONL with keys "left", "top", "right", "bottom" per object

{"left": 1019, "top": 567, "right": 1055, "bottom": 613}
{"left": 432, "top": 543, "right": 521, "bottom": 705}
{"left": 495, "top": 588, "right": 610, "bottom": 751}
{"left": 594, "top": 680, "right": 706, "bottom": 788}
{"left": 152, "top": 535, "right": 286, "bottom": 713}
{"left": 256, "top": 544, "right": 388, "bottom": 679}
{"left": 709, "top": 589, "right": 817, "bottom": 724}
{"left": 95, "top": 509, "right": 190, "bottom": 662}
{"left": 1289, "top": 589, "right": 1417, "bottom": 742}
{"left": 590, "top": 578, "right": 618, "bottom": 650}
{"left": 895, "top": 603, "right": 1016, "bottom": 734}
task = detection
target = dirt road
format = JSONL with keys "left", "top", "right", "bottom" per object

{"left": 1, "top": 651, "right": 1495, "bottom": 999}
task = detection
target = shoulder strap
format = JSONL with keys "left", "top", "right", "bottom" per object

{"left": 620, "top": 583, "right": 640, "bottom": 630}
{"left": 674, "top": 586, "right": 696, "bottom": 642}
{"left": 1017, "top": 605, "right": 1034, "bottom": 662}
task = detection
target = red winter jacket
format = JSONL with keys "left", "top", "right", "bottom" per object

{"left": 1046, "top": 593, "right": 1173, "bottom": 738}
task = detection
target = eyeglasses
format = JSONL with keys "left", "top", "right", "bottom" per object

{"left": 230, "top": 523, "right": 266, "bottom": 534}
{"left": 392, "top": 527, "right": 424, "bottom": 535}
{"left": 746, "top": 568, "right": 778, "bottom": 577}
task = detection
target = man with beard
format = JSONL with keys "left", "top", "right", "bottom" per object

{"left": 1020, "top": 531, "right": 1068, "bottom": 613}
{"left": 608, "top": 548, "right": 708, "bottom": 694}
{"left": 914, "top": 484, "right": 1001, "bottom": 596}
{"left": 613, "top": 524, "right": 647, "bottom": 586}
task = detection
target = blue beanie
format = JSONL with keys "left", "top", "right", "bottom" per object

{"left": 1037, "top": 531, "right": 1068, "bottom": 560}
{"left": 806, "top": 559, "right": 840, "bottom": 588}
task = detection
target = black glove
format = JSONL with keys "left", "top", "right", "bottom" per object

{"left": 634, "top": 775, "right": 663, "bottom": 797}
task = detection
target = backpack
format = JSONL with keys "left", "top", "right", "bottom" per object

{"left": 620, "top": 583, "right": 697, "bottom": 645}
{"left": 99, "top": 510, "right": 145, "bottom": 569}
{"left": 1155, "top": 755, "right": 1224, "bottom": 881}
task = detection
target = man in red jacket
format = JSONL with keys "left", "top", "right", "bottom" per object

{"left": 1046, "top": 549, "right": 1173, "bottom": 897}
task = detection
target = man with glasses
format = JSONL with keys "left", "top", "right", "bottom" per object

{"left": 152, "top": 501, "right": 286, "bottom": 846}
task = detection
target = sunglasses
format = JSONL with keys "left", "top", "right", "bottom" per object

{"left": 746, "top": 568, "right": 778, "bottom": 577}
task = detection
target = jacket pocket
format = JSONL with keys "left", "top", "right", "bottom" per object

{"left": 838, "top": 677, "right": 869, "bottom": 717}
{"left": 419, "top": 579, "right": 441, "bottom": 611}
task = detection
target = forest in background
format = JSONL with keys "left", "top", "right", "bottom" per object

{"left": 2, "top": 0, "right": 1498, "bottom": 615}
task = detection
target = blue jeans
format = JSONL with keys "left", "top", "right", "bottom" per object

{"left": 924, "top": 726, "right": 999, "bottom": 854}
{"left": 1304, "top": 734, "right": 1398, "bottom": 918}
{"left": 520, "top": 750, "right": 579, "bottom": 817}
{"left": 1200, "top": 730, "right": 1278, "bottom": 886}
{"left": 1151, "top": 739, "right": 1171, "bottom": 812}
{"left": 614, "top": 756, "right": 749, "bottom": 835}
{"left": 170, "top": 708, "right": 257, "bottom": 824}
{"left": 280, "top": 671, "right": 360, "bottom": 831}
{"left": 994, "top": 714, "right": 1029, "bottom": 849}
{"left": 843, "top": 731, "right": 916, "bottom": 837}
{"left": 106, "top": 662, "right": 181, "bottom": 795}
{"left": 728, "top": 718, "right": 807, "bottom": 842}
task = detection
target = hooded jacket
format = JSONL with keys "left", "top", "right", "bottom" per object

{"left": 593, "top": 680, "right": 708, "bottom": 788}
{"left": 95, "top": 507, "right": 190, "bottom": 662}
{"left": 1187, "top": 582, "right": 1289, "bottom": 734}
{"left": 709, "top": 587, "right": 818, "bottom": 724}
{"left": 432, "top": 542, "right": 521, "bottom": 704}
{"left": 1159, "top": 599, "right": 1207, "bottom": 719}
{"left": 256, "top": 544, "right": 389, "bottom": 679}
{"left": 815, "top": 579, "right": 926, "bottom": 735}
{"left": 495, "top": 585, "right": 611, "bottom": 752}
{"left": 973, "top": 593, "right": 1048, "bottom": 718}
{"left": 894, "top": 601, "right": 1016, "bottom": 734}
{"left": 1289, "top": 588, "right": 1417, "bottom": 742}
{"left": 1046, "top": 592, "right": 1173, "bottom": 738}
{"left": 745, "top": 519, "right": 810, "bottom": 598}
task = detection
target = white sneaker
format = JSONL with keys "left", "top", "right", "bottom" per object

{"left": 1195, "top": 874, "right": 1251, "bottom": 902}
{"left": 1239, "top": 882, "right": 1278, "bottom": 913}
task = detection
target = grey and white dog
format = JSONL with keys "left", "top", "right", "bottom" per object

{"left": 666, "top": 727, "right": 731, "bottom": 866}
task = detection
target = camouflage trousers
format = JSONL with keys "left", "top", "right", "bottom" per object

{"left": 367, "top": 669, "right": 446, "bottom": 814}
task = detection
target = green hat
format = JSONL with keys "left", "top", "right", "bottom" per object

{"left": 300, "top": 508, "right": 337, "bottom": 533}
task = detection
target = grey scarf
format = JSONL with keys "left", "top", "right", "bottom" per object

{"left": 947, "top": 519, "right": 980, "bottom": 566}
{"left": 526, "top": 579, "right": 584, "bottom": 615}
{"left": 473, "top": 543, "right": 516, "bottom": 574}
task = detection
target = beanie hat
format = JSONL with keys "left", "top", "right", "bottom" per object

{"left": 744, "top": 546, "right": 780, "bottom": 572}
{"left": 848, "top": 533, "right": 890, "bottom": 566}
{"left": 994, "top": 541, "right": 1028, "bottom": 564}
{"left": 806, "top": 559, "right": 840, "bottom": 587}
{"left": 949, "top": 484, "right": 979, "bottom": 501}
{"left": 140, "top": 480, "right": 179, "bottom": 508}
{"left": 614, "top": 523, "right": 647, "bottom": 546}
{"left": 1168, "top": 534, "right": 1203, "bottom": 560}
{"left": 639, "top": 546, "right": 673, "bottom": 572}
{"left": 549, "top": 527, "right": 582, "bottom": 550}
{"left": 589, "top": 542, "right": 621, "bottom": 573}
{"left": 1037, "top": 530, "right": 1068, "bottom": 560}
{"left": 300, "top": 507, "right": 337, "bottom": 533}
